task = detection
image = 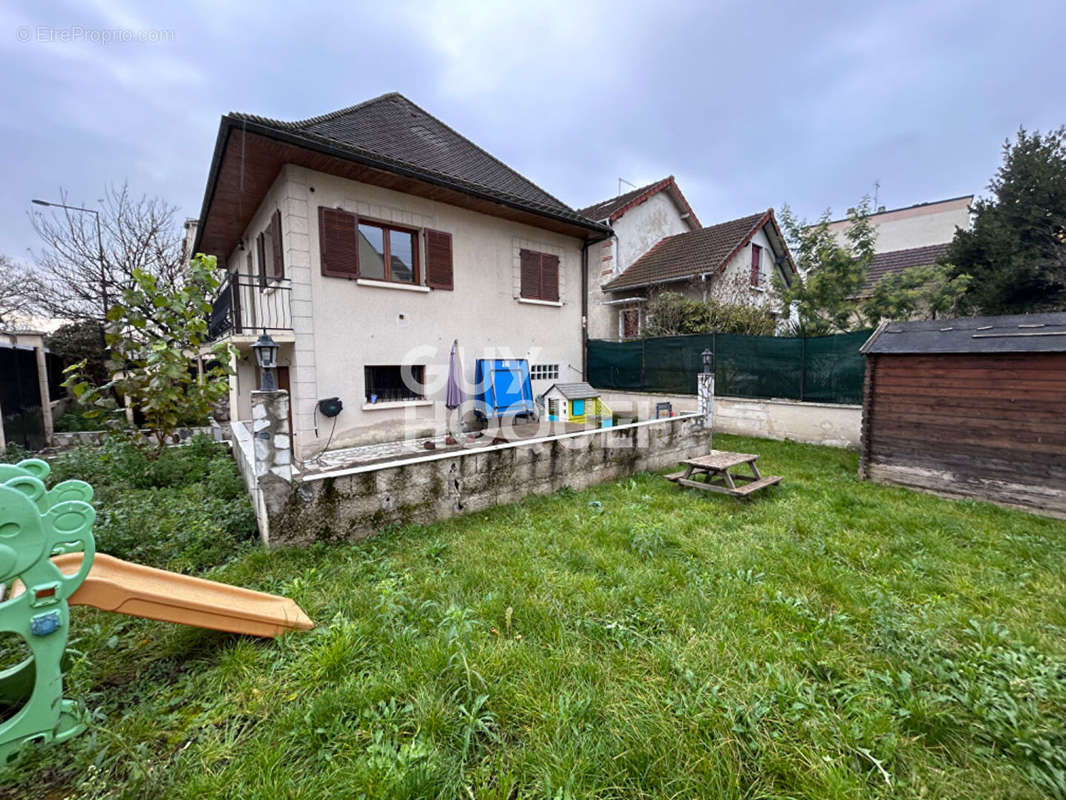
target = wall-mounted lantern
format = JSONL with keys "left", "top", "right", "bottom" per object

{"left": 252, "top": 330, "right": 279, "bottom": 391}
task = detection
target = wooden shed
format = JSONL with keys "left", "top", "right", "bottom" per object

{"left": 859, "top": 312, "right": 1066, "bottom": 518}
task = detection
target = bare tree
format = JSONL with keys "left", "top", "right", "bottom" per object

{"left": 0, "top": 255, "right": 36, "bottom": 328}
{"left": 29, "top": 183, "right": 185, "bottom": 322}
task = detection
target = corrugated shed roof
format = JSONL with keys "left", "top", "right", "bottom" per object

{"left": 862, "top": 243, "right": 951, "bottom": 292}
{"left": 603, "top": 210, "right": 771, "bottom": 291}
{"left": 546, "top": 382, "right": 600, "bottom": 400}
{"left": 229, "top": 93, "right": 603, "bottom": 231}
{"left": 861, "top": 312, "right": 1066, "bottom": 355}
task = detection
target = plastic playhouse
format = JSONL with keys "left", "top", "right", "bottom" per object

{"left": 0, "top": 458, "right": 313, "bottom": 765}
{"left": 542, "top": 381, "right": 613, "bottom": 427}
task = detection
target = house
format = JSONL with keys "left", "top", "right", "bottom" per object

{"left": 824, "top": 195, "right": 973, "bottom": 301}
{"left": 578, "top": 177, "right": 701, "bottom": 339}
{"left": 595, "top": 209, "right": 798, "bottom": 337}
{"left": 541, "top": 381, "right": 611, "bottom": 425}
{"left": 859, "top": 312, "right": 1066, "bottom": 518}
{"left": 827, "top": 194, "right": 973, "bottom": 255}
{"left": 193, "top": 92, "right": 611, "bottom": 458}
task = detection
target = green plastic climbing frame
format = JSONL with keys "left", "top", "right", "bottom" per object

{"left": 0, "top": 458, "right": 96, "bottom": 765}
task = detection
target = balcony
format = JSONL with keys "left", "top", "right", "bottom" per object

{"left": 208, "top": 273, "right": 293, "bottom": 342}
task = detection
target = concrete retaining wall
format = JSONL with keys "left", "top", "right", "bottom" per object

{"left": 598, "top": 391, "right": 860, "bottom": 449}
{"left": 268, "top": 414, "right": 711, "bottom": 547}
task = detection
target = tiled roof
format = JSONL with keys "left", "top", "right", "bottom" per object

{"left": 603, "top": 210, "right": 772, "bottom": 292}
{"left": 863, "top": 243, "right": 951, "bottom": 292}
{"left": 547, "top": 382, "right": 600, "bottom": 400}
{"left": 230, "top": 93, "right": 603, "bottom": 231}
{"left": 578, "top": 176, "right": 701, "bottom": 228}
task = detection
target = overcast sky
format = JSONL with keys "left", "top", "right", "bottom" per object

{"left": 1, "top": 0, "right": 1063, "bottom": 263}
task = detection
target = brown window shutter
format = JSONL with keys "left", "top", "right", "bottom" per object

{"left": 318, "top": 206, "right": 359, "bottom": 278}
{"left": 541, "top": 254, "right": 559, "bottom": 302}
{"left": 424, "top": 229, "right": 453, "bottom": 290}
{"left": 520, "top": 249, "right": 541, "bottom": 299}
{"left": 271, "top": 209, "right": 285, "bottom": 279}
{"left": 256, "top": 232, "right": 266, "bottom": 288}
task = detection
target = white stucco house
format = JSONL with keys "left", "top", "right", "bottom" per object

{"left": 588, "top": 205, "right": 798, "bottom": 339}
{"left": 578, "top": 177, "right": 701, "bottom": 339}
{"left": 193, "top": 92, "right": 612, "bottom": 458}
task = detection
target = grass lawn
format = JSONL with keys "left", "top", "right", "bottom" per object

{"left": 4, "top": 433, "right": 1066, "bottom": 799}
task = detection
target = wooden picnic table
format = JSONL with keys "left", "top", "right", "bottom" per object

{"left": 666, "top": 450, "right": 781, "bottom": 498}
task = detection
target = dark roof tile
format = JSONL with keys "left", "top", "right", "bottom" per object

{"left": 230, "top": 93, "right": 604, "bottom": 231}
{"left": 603, "top": 210, "right": 771, "bottom": 291}
{"left": 863, "top": 243, "right": 951, "bottom": 292}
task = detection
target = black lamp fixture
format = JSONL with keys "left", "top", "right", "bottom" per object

{"left": 701, "top": 348, "right": 714, "bottom": 373}
{"left": 252, "top": 330, "right": 279, "bottom": 390}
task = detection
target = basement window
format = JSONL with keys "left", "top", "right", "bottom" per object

{"left": 364, "top": 365, "right": 425, "bottom": 404}
{"left": 531, "top": 363, "right": 559, "bottom": 380}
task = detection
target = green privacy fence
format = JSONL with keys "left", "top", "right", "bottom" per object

{"left": 587, "top": 330, "right": 872, "bottom": 405}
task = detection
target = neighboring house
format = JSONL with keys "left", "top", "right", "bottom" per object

{"left": 855, "top": 242, "right": 951, "bottom": 300}
{"left": 823, "top": 195, "right": 973, "bottom": 308}
{"left": 826, "top": 195, "right": 973, "bottom": 254}
{"left": 578, "top": 177, "right": 701, "bottom": 339}
{"left": 597, "top": 209, "right": 798, "bottom": 337}
{"left": 193, "top": 92, "right": 610, "bottom": 458}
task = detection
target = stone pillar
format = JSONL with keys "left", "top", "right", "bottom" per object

{"left": 697, "top": 371, "right": 714, "bottom": 433}
{"left": 251, "top": 390, "right": 293, "bottom": 545}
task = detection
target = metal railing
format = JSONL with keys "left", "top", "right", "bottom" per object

{"left": 208, "top": 273, "right": 292, "bottom": 340}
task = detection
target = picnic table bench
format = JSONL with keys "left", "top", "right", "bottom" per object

{"left": 665, "top": 450, "right": 781, "bottom": 498}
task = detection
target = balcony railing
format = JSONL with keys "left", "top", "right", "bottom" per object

{"left": 208, "top": 273, "right": 293, "bottom": 341}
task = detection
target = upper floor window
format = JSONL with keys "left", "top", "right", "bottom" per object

{"left": 520, "top": 249, "right": 560, "bottom": 302}
{"left": 319, "top": 206, "right": 454, "bottom": 290}
{"left": 750, "top": 243, "right": 762, "bottom": 287}
{"left": 257, "top": 209, "right": 285, "bottom": 286}
{"left": 359, "top": 221, "right": 418, "bottom": 284}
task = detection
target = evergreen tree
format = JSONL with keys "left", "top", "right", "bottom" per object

{"left": 946, "top": 127, "right": 1066, "bottom": 314}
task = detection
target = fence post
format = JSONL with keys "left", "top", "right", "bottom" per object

{"left": 799, "top": 335, "right": 807, "bottom": 403}
{"left": 697, "top": 350, "right": 714, "bottom": 434}
{"left": 640, "top": 337, "right": 647, "bottom": 392}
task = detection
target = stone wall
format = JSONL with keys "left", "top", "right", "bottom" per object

{"left": 267, "top": 415, "right": 710, "bottom": 547}
{"left": 49, "top": 425, "right": 220, "bottom": 450}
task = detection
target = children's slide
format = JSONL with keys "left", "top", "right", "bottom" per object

{"left": 48, "top": 553, "right": 314, "bottom": 638}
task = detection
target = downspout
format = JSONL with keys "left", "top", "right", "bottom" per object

{"left": 581, "top": 238, "right": 590, "bottom": 380}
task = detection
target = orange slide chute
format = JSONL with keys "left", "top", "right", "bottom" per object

{"left": 50, "top": 553, "right": 314, "bottom": 638}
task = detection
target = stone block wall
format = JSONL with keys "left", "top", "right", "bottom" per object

{"left": 267, "top": 415, "right": 710, "bottom": 547}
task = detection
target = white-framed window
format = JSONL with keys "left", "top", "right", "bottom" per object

{"left": 531, "top": 363, "right": 559, "bottom": 380}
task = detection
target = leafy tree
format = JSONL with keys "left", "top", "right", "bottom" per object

{"left": 775, "top": 199, "right": 876, "bottom": 334}
{"left": 64, "top": 254, "right": 234, "bottom": 452}
{"left": 945, "top": 127, "right": 1066, "bottom": 314}
{"left": 864, "top": 263, "right": 972, "bottom": 325}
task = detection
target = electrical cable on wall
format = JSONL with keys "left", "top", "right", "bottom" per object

{"left": 309, "top": 397, "right": 342, "bottom": 464}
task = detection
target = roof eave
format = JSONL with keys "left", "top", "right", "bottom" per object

{"left": 194, "top": 115, "right": 610, "bottom": 254}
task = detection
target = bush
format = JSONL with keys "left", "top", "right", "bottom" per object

{"left": 95, "top": 485, "right": 255, "bottom": 573}
{"left": 46, "top": 435, "right": 256, "bottom": 572}
{"left": 643, "top": 290, "right": 778, "bottom": 336}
